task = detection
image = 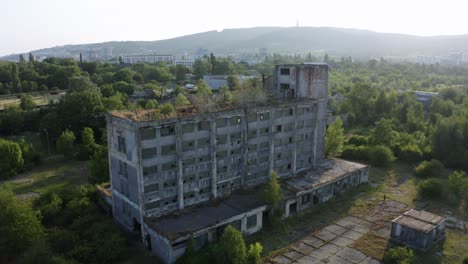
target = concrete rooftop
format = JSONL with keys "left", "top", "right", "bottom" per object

{"left": 392, "top": 209, "right": 446, "bottom": 233}
{"left": 283, "top": 159, "right": 368, "bottom": 194}
{"left": 144, "top": 188, "right": 266, "bottom": 241}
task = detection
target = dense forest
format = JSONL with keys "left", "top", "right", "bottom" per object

{"left": 1, "top": 55, "right": 468, "bottom": 263}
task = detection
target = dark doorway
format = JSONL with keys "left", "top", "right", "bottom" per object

{"left": 216, "top": 225, "right": 227, "bottom": 240}
{"left": 289, "top": 202, "right": 297, "bottom": 216}
{"left": 313, "top": 195, "right": 320, "bottom": 205}
{"left": 288, "top": 89, "right": 295, "bottom": 99}
{"left": 145, "top": 234, "right": 152, "bottom": 251}
{"left": 133, "top": 217, "right": 141, "bottom": 233}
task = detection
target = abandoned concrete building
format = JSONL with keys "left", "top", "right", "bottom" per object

{"left": 390, "top": 209, "right": 447, "bottom": 252}
{"left": 104, "top": 63, "right": 369, "bottom": 264}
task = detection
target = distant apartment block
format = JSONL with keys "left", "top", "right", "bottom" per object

{"left": 103, "top": 63, "right": 369, "bottom": 263}
{"left": 122, "top": 55, "right": 175, "bottom": 64}
{"left": 173, "top": 59, "right": 195, "bottom": 68}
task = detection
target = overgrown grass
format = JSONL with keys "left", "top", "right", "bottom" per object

{"left": 352, "top": 233, "right": 389, "bottom": 260}
{"left": 8, "top": 159, "right": 88, "bottom": 195}
{"left": 253, "top": 161, "right": 468, "bottom": 263}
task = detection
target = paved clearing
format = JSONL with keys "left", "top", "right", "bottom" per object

{"left": 266, "top": 200, "right": 410, "bottom": 264}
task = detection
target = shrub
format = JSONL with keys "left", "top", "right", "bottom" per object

{"left": 217, "top": 225, "right": 246, "bottom": 264}
{"left": 56, "top": 130, "right": 76, "bottom": 159}
{"left": 341, "top": 145, "right": 370, "bottom": 161}
{"left": 399, "top": 144, "right": 423, "bottom": 163}
{"left": 414, "top": 159, "right": 444, "bottom": 178}
{"left": 247, "top": 242, "right": 263, "bottom": 264}
{"left": 418, "top": 178, "right": 444, "bottom": 199}
{"left": 383, "top": 247, "right": 416, "bottom": 264}
{"left": 159, "top": 102, "right": 175, "bottom": 116}
{"left": 448, "top": 171, "right": 468, "bottom": 198}
{"left": 369, "top": 145, "right": 395, "bottom": 167}
{"left": 0, "top": 138, "right": 24, "bottom": 179}
{"left": 463, "top": 255, "right": 468, "bottom": 264}
{"left": 347, "top": 134, "right": 369, "bottom": 146}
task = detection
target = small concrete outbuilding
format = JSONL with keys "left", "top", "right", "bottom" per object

{"left": 390, "top": 209, "right": 446, "bottom": 252}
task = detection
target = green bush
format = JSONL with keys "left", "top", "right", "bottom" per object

{"left": 383, "top": 246, "right": 416, "bottom": 264}
{"left": 341, "top": 145, "right": 370, "bottom": 161}
{"left": 347, "top": 135, "right": 369, "bottom": 146}
{"left": 399, "top": 144, "right": 423, "bottom": 163}
{"left": 0, "top": 138, "right": 24, "bottom": 179}
{"left": 418, "top": 178, "right": 444, "bottom": 199}
{"left": 56, "top": 130, "right": 76, "bottom": 159}
{"left": 369, "top": 145, "right": 395, "bottom": 167}
{"left": 463, "top": 255, "right": 468, "bottom": 264}
{"left": 414, "top": 159, "right": 445, "bottom": 178}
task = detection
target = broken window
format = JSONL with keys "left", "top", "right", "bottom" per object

{"left": 140, "top": 127, "right": 156, "bottom": 140}
{"left": 276, "top": 125, "right": 282, "bottom": 132}
{"left": 198, "top": 120, "right": 210, "bottom": 131}
{"left": 162, "top": 162, "right": 177, "bottom": 171}
{"left": 280, "top": 83, "right": 290, "bottom": 90}
{"left": 118, "top": 160, "right": 128, "bottom": 178}
{"left": 144, "top": 183, "right": 159, "bottom": 193}
{"left": 142, "top": 147, "right": 157, "bottom": 159}
{"left": 197, "top": 138, "right": 210, "bottom": 147}
{"left": 161, "top": 144, "right": 176, "bottom": 154}
{"left": 216, "top": 118, "right": 227, "bottom": 128}
{"left": 117, "top": 136, "right": 126, "bottom": 154}
{"left": 182, "top": 141, "right": 194, "bottom": 151}
{"left": 181, "top": 123, "right": 194, "bottom": 133}
{"left": 247, "top": 214, "right": 257, "bottom": 229}
{"left": 143, "top": 165, "right": 157, "bottom": 176}
{"left": 280, "top": 68, "right": 290, "bottom": 75}
{"left": 160, "top": 125, "right": 175, "bottom": 136}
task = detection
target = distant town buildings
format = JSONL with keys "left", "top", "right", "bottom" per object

{"left": 391, "top": 209, "right": 446, "bottom": 252}
{"left": 122, "top": 55, "right": 175, "bottom": 64}
{"left": 202, "top": 75, "right": 258, "bottom": 90}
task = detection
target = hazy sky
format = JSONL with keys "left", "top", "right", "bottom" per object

{"left": 1, "top": 0, "right": 467, "bottom": 56}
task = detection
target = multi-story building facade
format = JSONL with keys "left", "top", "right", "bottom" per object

{"left": 122, "top": 54, "right": 175, "bottom": 64}
{"left": 105, "top": 63, "right": 369, "bottom": 263}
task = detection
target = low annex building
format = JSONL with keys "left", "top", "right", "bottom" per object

{"left": 390, "top": 209, "right": 447, "bottom": 252}
{"left": 102, "top": 63, "right": 370, "bottom": 264}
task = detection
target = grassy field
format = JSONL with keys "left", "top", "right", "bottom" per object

{"left": 7, "top": 159, "right": 88, "bottom": 195}
{"left": 251, "top": 161, "right": 468, "bottom": 264}
{"left": 0, "top": 92, "right": 64, "bottom": 110}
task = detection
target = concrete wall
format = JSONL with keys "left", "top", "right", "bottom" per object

{"left": 390, "top": 219, "right": 446, "bottom": 252}
{"left": 144, "top": 206, "right": 266, "bottom": 264}
{"left": 283, "top": 168, "right": 368, "bottom": 218}
{"left": 108, "top": 100, "right": 327, "bottom": 218}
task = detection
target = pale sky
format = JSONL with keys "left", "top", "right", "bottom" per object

{"left": 1, "top": 0, "right": 467, "bottom": 56}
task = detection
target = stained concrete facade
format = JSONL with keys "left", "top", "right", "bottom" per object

{"left": 105, "top": 63, "right": 369, "bottom": 264}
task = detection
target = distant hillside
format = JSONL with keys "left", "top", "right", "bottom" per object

{"left": 3, "top": 27, "right": 468, "bottom": 60}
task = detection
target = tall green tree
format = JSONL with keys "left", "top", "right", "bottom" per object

{"left": 56, "top": 130, "right": 76, "bottom": 159}
{"left": 0, "top": 185, "right": 44, "bottom": 262}
{"left": 369, "top": 118, "right": 397, "bottom": 146}
{"left": 325, "top": 117, "right": 345, "bottom": 157}
{"left": 10, "top": 63, "right": 21, "bottom": 93}
{"left": 0, "top": 139, "right": 24, "bottom": 179}
{"left": 89, "top": 147, "right": 110, "bottom": 184}
{"left": 20, "top": 94, "right": 36, "bottom": 111}
{"left": 217, "top": 225, "right": 247, "bottom": 264}
{"left": 263, "top": 171, "right": 282, "bottom": 216}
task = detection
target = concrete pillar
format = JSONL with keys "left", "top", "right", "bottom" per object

{"left": 175, "top": 121, "right": 184, "bottom": 210}
{"left": 313, "top": 103, "right": 318, "bottom": 168}
{"left": 241, "top": 110, "right": 248, "bottom": 186}
{"left": 292, "top": 105, "right": 297, "bottom": 175}
{"left": 268, "top": 107, "right": 275, "bottom": 177}
{"left": 210, "top": 118, "right": 218, "bottom": 198}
